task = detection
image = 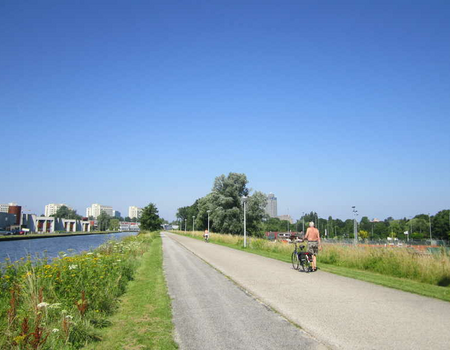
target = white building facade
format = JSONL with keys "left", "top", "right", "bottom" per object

{"left": 128, "top": 206, "right": 143, "bottom": 219}
{"left": 86, "top": 204, "right": 114, "bottom": 218}
{"left": 265, "top": 193, "right": 278, "bottom": 218}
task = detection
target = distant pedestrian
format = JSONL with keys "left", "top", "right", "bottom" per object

{"left": 304, "top": 222, "right": 321, "bottom": 271}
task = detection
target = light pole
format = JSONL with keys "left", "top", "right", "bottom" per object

{"left": 207, "top": 210, "right": 211, "bottom": 233}
{"left": 302, "top": 212, "right": 305, "bottom": 232}
{"left": 192, "top": 216, "right": 195, "bottom": 233}
{"left": 352, "top": 206, "right": 358, "bottom": 244}
{"left": 185, "top": 218, "right": 187, "bottom": 233}
{"left": 242, "top": 196, "right": 248, "bottom": 248}
{"left": 428, "top": 213, "right": 432, "bottom": 241}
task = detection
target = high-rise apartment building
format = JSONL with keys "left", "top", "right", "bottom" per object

{"left": 265, "top": 193, "right": 278, "bottom": 218}
{"left": 86, "top": 204, "right": 113, "bottom": 219}
{"left": 128, "top": 206, "right": 143, "bottom": 219}
{"left": 45, "top": 203, "right": 71, "bottom": 217}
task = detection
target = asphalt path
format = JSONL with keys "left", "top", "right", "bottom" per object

{"left": 162, "top": 232, "right": 325, "bottom": 350}
{"left": 163, "top": 232, "right": 450, "bottom": 349}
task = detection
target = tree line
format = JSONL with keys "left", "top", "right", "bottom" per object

{"left": 176, "top": 173, "right": 450, "bottom": 241}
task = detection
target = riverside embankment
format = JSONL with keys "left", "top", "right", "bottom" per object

{"left": 0, "top": 231, "right": 122, "bottom": 241}
{"left": 1, "top": 232, "right": 173, "bottom": 350}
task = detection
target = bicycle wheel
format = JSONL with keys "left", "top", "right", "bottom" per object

{"left": 301, "top": 255, "right": 311, "bottom": 273}
{"left": 291, "top": 252, "right": 299, "bottom": 270}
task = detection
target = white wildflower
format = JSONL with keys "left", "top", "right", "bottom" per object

{"left": 37, "top": 302, "right": 49, "bottom": 309}
{"left": 49, "top": 303, "right": 61, "bottom": 309}
{"left": 65, "top": 315, "right": 73, "bottom": 319}
{"left": 52, "top": 328, "right": 59, "bottom": 333}
{"left": 87, "top": 252, "right": 93, "bottom": 255}
{"left": 69, "top": 264, "right": 78, "bottom": 270}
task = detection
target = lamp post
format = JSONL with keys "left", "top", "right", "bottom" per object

{"left": 242, "top": 196, "right": 248, "bottom": 248}
{"left": 352, "top": 206, "right": 358, "bottom": 244}
{"left": 428, "top": 213, "right": 432, "bottom": 241}
{"left": 192, "top": 216, "right": 195, "bottom": 233}
{"left": 302, "top": 212, "right": 305, "bottom": 232}
{"left": 185, "top": 218, "right": 187, "bottom": 233}
{"left": 207, "top": 210, "right": 211, "bottom": 233}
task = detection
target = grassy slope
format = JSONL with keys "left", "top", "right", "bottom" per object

{"left": 84, "top": 234, "right": 178, "bottom": 350}
{"left": 172, "top": 231, "right": 450, "bottom": 302}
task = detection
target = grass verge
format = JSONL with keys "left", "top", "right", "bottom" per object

{"left": 83, "top": 233, "right": 178, "bottom": 350}
{"left": 170, "top": 231, "right": 450, "bottom": 302}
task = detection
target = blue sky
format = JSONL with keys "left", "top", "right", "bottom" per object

{"left": 1, "top": 0, "right": 449, "bottom": 222}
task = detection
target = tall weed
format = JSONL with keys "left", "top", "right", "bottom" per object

{"left": 0, "top": 232, "right": 156, "bottom": 349}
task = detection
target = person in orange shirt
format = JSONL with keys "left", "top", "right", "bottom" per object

{"left": 304, "top": 221, "right": 321, "bottom": 271}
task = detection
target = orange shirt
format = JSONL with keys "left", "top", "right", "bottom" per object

{"left": 305, "top": 227, "right": 320, "bottom": 243}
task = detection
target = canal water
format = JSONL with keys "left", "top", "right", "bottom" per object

{"left": 0, "top": 232, "right": 138, "bottom": 263}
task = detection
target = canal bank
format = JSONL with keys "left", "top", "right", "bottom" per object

{"left": 0, "top": 231, "right": 134, "bottom": 241}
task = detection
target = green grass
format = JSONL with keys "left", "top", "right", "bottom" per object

{"left": 170, "top": 231, "right": 450, "bottom": 302}
{"left": 83, "top": 233, "right": 178, "bottom": 350}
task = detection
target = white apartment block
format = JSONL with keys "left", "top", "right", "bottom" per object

{"left": 0, "top": 202, "right": 17, "bottom": 213}
{"left": 45, "top": 203, "right": 71, "bottom": 217}
{"left": 86, "top": 203, "right": 114, "bottom": 218}
{"left": 129, "top": 206, "right": 143, "bottom": 219}
{"left": 265, "top": 193, "right": 278, "bottom": 218}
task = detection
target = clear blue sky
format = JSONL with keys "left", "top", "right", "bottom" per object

{"left": 1, "top": 0, "right": 449, "bottom": 222}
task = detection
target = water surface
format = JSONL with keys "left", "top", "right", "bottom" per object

{"left": 0, "top": 232, "right": 138, "bottom": 262}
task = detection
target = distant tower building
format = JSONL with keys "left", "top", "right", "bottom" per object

{"left": 113, "top": 210, "right": 121, "bottom": 218}
{"left": 45, "top": 203, "right": 70, "bottom": 217}
{"left": 129, "top": 206, "right": 143, "bottom": 219}
{"left": 265, "top": 193, "right": 278, "bottom": 218}
{"left": 86, "top": 204, "right": 113, "bottom": 219}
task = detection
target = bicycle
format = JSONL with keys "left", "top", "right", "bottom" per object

{"left": 290, "top": 240, "right": 313, "bottom": 273}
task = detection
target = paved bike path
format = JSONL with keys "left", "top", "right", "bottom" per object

{"left": 162, "top": 232, "right": 325, "bottom": 349}
{"left": 164, "top": 232, "right": 450, "bottom": 349}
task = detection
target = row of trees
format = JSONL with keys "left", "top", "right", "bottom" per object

{"left": 296, "top": 211, "right": 450, "bottom": 241}
{"left": 176, "top": 173, "right": 450, "bottom": 240}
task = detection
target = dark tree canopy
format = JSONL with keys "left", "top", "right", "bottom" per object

{"left": 140, "top": 203, "right": 163, "bottom": 231}
{"left": 51, "top": 206, "right": 81, "bottom": 220}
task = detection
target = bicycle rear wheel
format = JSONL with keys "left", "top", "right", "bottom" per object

{"left": 291, "top": 252, "right": 299, "bottom": 270}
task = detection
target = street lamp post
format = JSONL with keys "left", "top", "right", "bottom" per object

{"left": 192, "top": 216, "right": 195, "bottom": 233}
{"left": 242, "top": 196, "right": 248, "bottom": 248}
{"left": 207, "top": 210, "right": 211, "bottom": 233}
{"left": 428, "top": 213, "right": 432, "bottom": 241}
{"left": 185, "top": 219, "right": 187, "bottom": 233}
{"left": 352, "top": 206, "right": 358, "bottom": 244}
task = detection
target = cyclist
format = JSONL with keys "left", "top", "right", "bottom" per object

{"left": 304, "top": 221, "right": 321, "bottom": 271}
{"left": 203, "top": 230, "right": 209, "bottom": 242}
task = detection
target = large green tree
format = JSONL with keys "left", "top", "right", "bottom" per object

{"left": 97, "top": 211, "right": 111, "bottom": 231}
{"left": 140, "top": 203, "right": 163, "bottom": 231}
{"left": 109, "top": 218, "right": 120, "bottom": 231}
{"left": 177, "top": 173, "right": 267, "bottom": 236}
{"left": 432, "top": 210, "right": 450, "bottom": 240}
{"left": 51, "top": 206, "right": 82, "bottom": 220}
